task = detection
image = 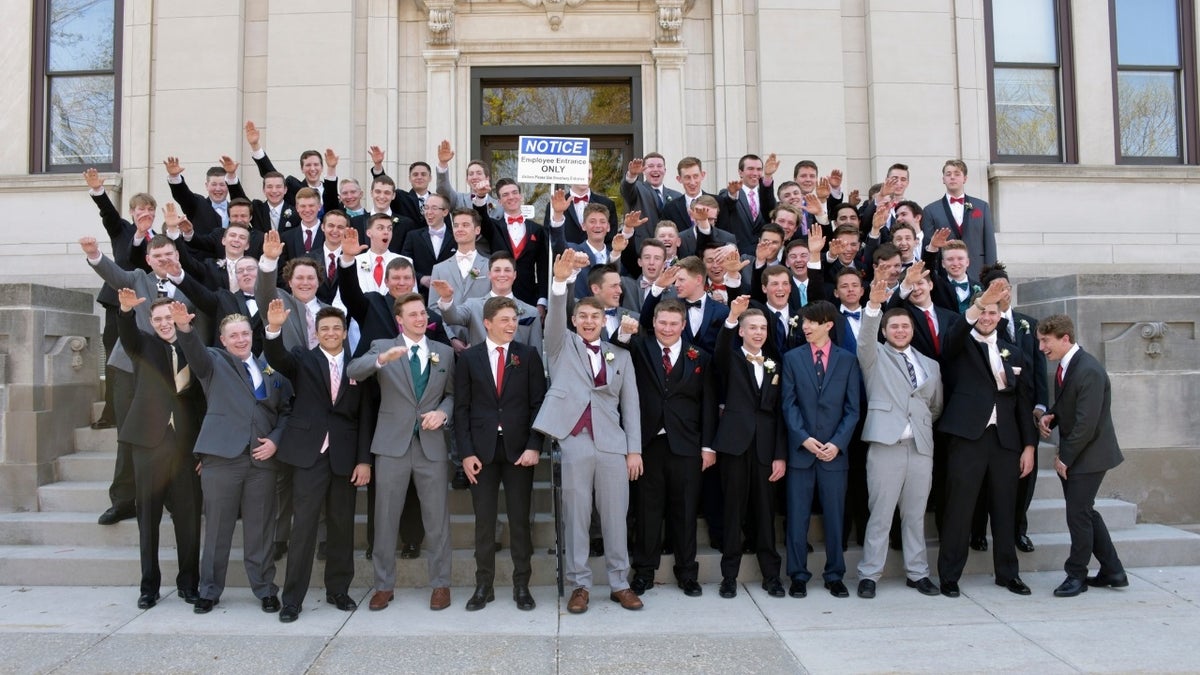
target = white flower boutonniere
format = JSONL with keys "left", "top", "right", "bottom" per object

{"left": 468, "top": 268, "right": 480, "bottom": 279}
{"left": 262, "top": 365, "right": 275, "bottom": 376}
{"left": 999, "top": 348, "right": 1011, "bottom": 360}
{"left": 359, "top": 259, "right": 371, "bottom": 271}
{"left": 604, "top": 351, "right": 615, "bottom": 363}
{"left": 1019, "top": 319, "right": 1030, "bottom": 333}
{"left": 788, "top": 316, "right": 799, "bottom": 329}
{"left": 763, "top": 359, "right": 776, "bottom": 372}
{"left": 216, "top": 259, "right": 226, "bottom": 269}
{"left": 429, "top": 352, "right": 440, "bottom": 365}
{"left": 283, "top": 208, "right": 293, "bottom": 219}
{"left": 963, "top": 201, "right": 974, "bottom": 211}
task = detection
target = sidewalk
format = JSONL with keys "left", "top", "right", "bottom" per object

{"left": 1, "top": 567, "right": 1197, "bottom": 674}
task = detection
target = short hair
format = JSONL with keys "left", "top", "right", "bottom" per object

{"left": 1037, "top": 314, "right": 1075, "bottom": 342}
{"left": 738, "top": 154, "right": 762, "bottom": 171}
{"left": 283, "top": 257, "right": 323, "bottom": 283}
{"left": 835, "top": 266, "right": 865, "bottom": 284}
{"left": 262, "top": 171, "right": 286, "bottom": 186}
{"left": 833, "top": 202, "right": 859, "bottom": 221}
{"left": 149, "top": 297, "right": 174, "bottom": 312}
{"left": 895, "top": 200, "right": 923, "bottom": 218}
{"left": 643, "top": 152, "right": 666, "bottom": 164}
{"left": 128, "top": 192, "right": 156, "bottom": 211}
{"left": 451, "top": 207, "right": 481, "bottom": 227}
{"left": 315, "top": 306, "right": 346, "bottom": 328}
{"left": 886, "top": 163, "right": 909, "bottom": 176}
{"left": 792, "top": 159, "right": 818, "bottom": 177}
{"left": 760, "top": 222, "right": 786, "bottom": 240}
{"left": 873, "top": 242, "right": 901, "bottom": 264}
{"left": 654, "top": 220, "right": 680, "bottom": 235}
{"left": 372, "top": 175, "right": 397, "bottom": 190}
{"left": 488, "top": 250, "right": 515, "bottom": 269}
{"left": 219, "top": 313, "right": 252, "bottom": 333}
{"left": 693, "top": 194, "right": 719, "bottom": 211}
{"left": 784, "top": 239, "right": 810, "bottom": 257}
{"left": 882, "top": 307, "right": 913, "bottom": 329}
{"left": 943, "top": 159, "right": 968, "bottom": 176}
{"left": 739, "top": 307, "right": 766, "bottom": 325}
{"left": 771, "top": 203, "right": 802, "bottom": 223}
{"left": 147, "top": 234, "right": 175, "bottom": 252}
{"left": 574, "top": 296, "right": 606, "bottom": 316}
{"left": 385, "top": 257, "right": 414, "bottom": 277}
{"left": 587, "top": 263, "right": 618, "bottom": 291}
{"left": 391, "top": 291, "right": 425, "bottom": 316}
{"left": 322, "top": 209, "right": 349, "bottom": 226}
{"left": 494, "top": 177, "right": 518, "bottom": 194}
{"left": 654, "top": 298, "right": 687, "bottom": 320}
{"left": 582, "top": 202, "right": 611, "bottom": 221}
{"left": 640, "top": 238, "right": 667, "bottom": 257}
{"left": 833, "top": 223, "right": 860, "bottom": 239}
{"left": 299, "top": 150, "right": 322, "bottom": 165}
{"left": 674, "top": 256, "right": 706, "bottom": 278}
{"left": 483, "top": 295, "right": 517, "bottom": 321}
{"left": 466, "top": 159, "right": 490, "bottom": 177}
{"left": 338, "top": 177, "right": 361, "bottom": 190}
{"left": 228, "top": 197, "right": 253, "bottom": 213}
{"left": 676, "top": 156, "right": 702, "bottom": 174}
{"left": 942, "top": 240, "right": 969, "bottom": 253}
{"left": 802, "top": 300, "right": 838, "bottom": 324}
{"left": 979, "top": 262, "right": 1010, "bottom": 287}
{"left": 296, "top": 187, "right": 320, "bottom": 202}
{"left": 891, "top": 222, "right": 918, "bottom": 239}
{"left": 368, "top": 212, "right": 395, "bottom": 228}
{"left": 762, "top": 264, "right": 790, "bottom": 284}
{"left": 409, "top": 161, "right": 431, "bottom": 174}
{"left": 224, "top": 221, "right": 252, "bottom": 235}
{"left": 424, "top": 192, "right": 448, "bottom": 209}
{"left": 205, "top": 166, "right": 225, "bottom": 179}
{"left": 776, "top": 180, "right": 800, "bottom": 197}
{"left": 867, "top": 183, "right": 883, "bottom": 200}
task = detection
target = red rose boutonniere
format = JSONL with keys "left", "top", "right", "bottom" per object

{"left": 509, "top": 354, "right": 521, "bottom": 368}
{"left": 686, "top": 347, "right": 699, "bottom": 361}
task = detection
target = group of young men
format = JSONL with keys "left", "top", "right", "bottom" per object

{"left": 82, "top": 124, "right": 1127, "bottom": 621}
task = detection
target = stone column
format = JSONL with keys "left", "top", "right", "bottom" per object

{"left": 652, "top": 47, "right": 688, "bottom": 166}
{"left": 424, "top": 49, "right": 461, "bottom": 174}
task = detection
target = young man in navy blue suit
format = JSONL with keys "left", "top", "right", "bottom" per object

{"left": 781, "top": 300, "right": 861, "bottom": 599}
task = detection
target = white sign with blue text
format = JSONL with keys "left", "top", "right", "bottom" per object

{"left": 517, "top": 136, "right": 591, "bottom": 185}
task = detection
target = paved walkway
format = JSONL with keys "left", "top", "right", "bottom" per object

{"left": 1, "top": 567, "right": 1198, "bottom": 674}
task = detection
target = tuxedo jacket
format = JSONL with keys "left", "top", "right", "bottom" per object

{"left": 624, "top": 335, "right": 718, "bottom": 455}
{"left": 176, "top": 271, "right": 265, "bottom": 356}
{"left": 115, "top": 309, "right": 204, "bottom": 450}
{"left": 475, "top": 205, "right": 554, "bottom": 306}
{"left": 937, "top": 318, "right": 1037, "bottom": 452}
{"left": 227, "top": 180, "right": 300, "bottom": 234}
{"left": 883, "top": 293, "right": 963, "bottom": 364}
{"left": 676, "top": 225, "right": 738, "bottom": 260}
{"left": 262, "top": 336, "right": 370, "bottom": 475}
{"left": 639, "top": 290, "right": 729, "bottom": 356}
{"left": 1048, "top": 348, "right": 1123, "bottom": 474}
{"left": 921, "top": 247, "right": 980, "bottom": 314}
{"left": 619, "top": 178, "right": 682, "bottom": 229}
{"left": 659, "top": 191, "right": 729, "bottom": 234}
{"left": 90, "top": 191, "right": 149, "bottom": 309}
{"left": 780, "top": 342, "right": 862, "bottom": 470}
{"left": 717, "top": 183, "right": 777, "bottom": 255}
{"left": 400, "top": 226, "right": 457, "bottom": 290}
{"left": 453, "top": 340, "right": 546, "bottom": 463}
{"left": 542, "top": 191, "right": 619, "bottom": 245}
{"left": 428, "top": 253, "right": 491, "bottom": 341}
{"left": 168, "top": 175, "right": 224, "bottom": 237}
{"left": 856, "top": 308, "right": 943, "bottom": 456}
{"left": 336, "top": 264, "right": 451, "bottom": 358}
{"left": 999, "top": 311, "right": 1049, "bottom": 410}
{"left": 388, "top": 188, "right": 425, "bottom": 225}
{"left": 712, "top": 325, "right": 786, "bottom": 465}
{"left": 922, "top": 195, "right": 996, "bottom": 271}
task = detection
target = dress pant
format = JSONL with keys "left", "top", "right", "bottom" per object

{"left": 108, "top": 366, "right": 136, "bottom": 510}
{"left": 632, "top": 435, "right": 701, "bottom": 583}
{"left": 372, "top": 439, "right": 451, "bottom": 591}
{"left": 971, "top": 467, "right": 1038, "bottom": 541}
{"left": 785, "top": 464, "right": 847, "bottom": 583}
{"left": 718, "top": 447, "right": 781, "bottom": 582}
{"left": 366, "top": 477, "right": 426, "bottom": 554}
{"left": 700, "top": 459, "right": 724, "bottom": 549}
{"left": 131, "top": 428, "right": 201, "bottom": 596}
{"left": 937, "top": 427, "right": 1020, "bottom": 584}
{"left": 469, "top": 436, "right": 535, "bottom": 587}
{"left": 198, "top": 452, "right": 278, "bottom": 601}
{"left": 858, "top": 438, "right": 932, "bottom": 582}
{"left": 281, "top": 451, "right": 357, "bottom": 609}
{"left": 1062, "top": 470, "right": 1124, "bottom": 579}
{"left": 560, "top": 430, "right": 631, "bottom": 591}
{"left": 843, "top": 429, "right": 871, "bottom": 548}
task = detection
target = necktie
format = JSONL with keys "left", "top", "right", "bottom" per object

{"left": 214, "top": 201, "right": 228, "bottom": 228}
{"left": 814, "top": 349, "right": 825, "bottom": 387}
{"left": 495, "top": 345, "right": 506, "bottom": 395}
{"left": 797, "top": 281, "right": 808, "bottom": 307}
{"left": 748, "top": 189, "right": 759, "bottom": 220}
{"left": 373, "top": 255, "right": 384, "bottom": 286}
{"left": 842, "top": 310, "right": 861, "bottom": 320}
{"left": 573, "top": 195, "right": 589, "bottom": 204}
{"left": 329, "top": 357, "right": 341, "bottom": 401}
{"left": 270, "top": 206, "right": 280, "bottom": 230}
{"left": 306, "top": 306, "right": 318, "bottom": 349}
{"left": 585, "top": 343, "right": 606, "bottom": 386}
{"left": 925, "top": 309, "right": 940, "bottom": 354}
{"left": 171, "top": 343, "right": 190, "bottom": 393}
{"left": 661, "top": 346, "right": 673, "bottom": 377}
{"left": 410, "top": 345, "right": 427, "bottom": 399}
{"left": 303, "top": 228, "right": 314, "bottom": 252}
{"left": 949, "top": 196, "right": 965, "bottom": 205}
{"left": 328, "top": 253, "right": 337, "bottom": 282}
{"left": 653, "top": 188, "right": 664, "bottom": 210}
{"left": 1056, "top": 363, "right": 1064, "bottom": 390}
{"left": 418, "top": 195, "right": 426, "bottom": 212}
{"left": 244, "top": 362, "right": 267, "bottom": 400}
{"left": 773, "top": 310, "right": 786, "bottom": 352}
{"left": 1007, "top": 318, "right": 1015, "bottom": 342}
{"left": 901, "top": 351, "right": 918, "bottom": 389}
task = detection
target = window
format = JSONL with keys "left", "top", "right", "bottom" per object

{"left": 31, "top": 0, "right": 122, "bottom": 172}
{"left": 985, "top": 0, "right": 1077, "bottom": 162}
{"left": 1111, "top": 0, "right": 1198, "bottom": 163}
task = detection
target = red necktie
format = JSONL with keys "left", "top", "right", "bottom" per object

{"left": 303, "top": 228, "right": 314, "bottom": 252}
{"left": 1056, "top": 363, "right": 1064, "bottom": 389}
{"left": 495, "top": 345, "right": 506, "bottom": 395}
{"left": 373, "top": 255, "right": 384, "bottom": 286}
{"left": 587, "top": 343, "right": 606, "bottom": 386}
{"left": 925, "top": 309, "right": 940, "bottom": 354}
{"left": 949, "top": 196, "right": 965, "bottom": 205}
{"left": 661, "top": 346, "right": 673, "bottom": 377}
{"left": 328, "top": 253, "right": 337, "bottom": 282}
{"left": 573, "top": 195, "right": 589, "bottom": 204}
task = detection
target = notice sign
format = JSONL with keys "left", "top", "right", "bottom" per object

{"left": 517, "top": 135, "right": 590, "bottom": 184}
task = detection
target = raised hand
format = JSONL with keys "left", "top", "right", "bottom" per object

{"left": 816, "top": 176, "right": 831, "bottom": 201}
{"left": 871, "top": 200, "right": 890, "bottom": 234}
{"left": 726, "top": 179, "right": 743, "bottom": 196}
{"left": 755, "top": 237, "right": 775, "bottom": 265}
{"left": 324, "top": 148, "right": 339, "bottom": 171}
{"left": 881, "top": 175, "right": 900, "bottom": 200}
{"left": 262, "top": 230, "right": 284, "bottom": 261}
{"left": 368, "top": 145, "right": 385, "bottom": 168}
{"left": 219, "top": 155, "right": 238, "bottom": 176}
{"left": 902, "top": 260, "right": 927, "bottom": 288}
{"left": 431, "top": 279, "right": 454, "bottom": 302}
{"left": 627, "top": 158, "right": 644, "bottom": 177}
{"left": 722, "top": 249, "right": 750, "bottom": 276}
{"left": 611, "top": 232, "right": 629, "bottom": 255}
{"left": 78, "top": 236, "right": 100, "bottom": 258}
{"left": 655, "top": 263, "right": 681, "bottom": 288}
{"left": 729, "top": 294, "right": 750, "bottom": 321}
{"left": 377, "top": 345, "right": 410, "bottom": 365}
{"left": 623, "top": 210, "right": 648, "bottom": 232}
{"left": 162, "top": 257, "right": 182, "bottom": 278}
{"left": 828, "top": 169, "right": 844, "bottom": 191}
{"left": 117, "top": 288, "right": 145, "bottom": 313}
{"left": 764, "top": 152, "right": 779, "bottom": 177}
{"left": 266, "top": 298, "right": 290, "bottom": 332}
{"left": 552, "top": 252, "right": 575, "bottom": 283}
{"left": 168, "top": 300, "right": 194, "bottom": 328}
{"left": 619, "top": 315, "right": 640, "bottom": 336}
{"left": 437, "top": 139, "right": 454, "bottom": 166}
{"left": 83, "top": 167, "right": 103, "bottom": 191}
{"left": 802, "top": 192, "right": 823, "bottom": 215}
{"left": 807, "top": 223, "right": 826, "bottom": 255}
{"left": 163, "top": 156, "right": 184, "bottom": 178}
{"left": 341, "top": 227, "right": 367, "bottom": 258}
{"left": 571, "top": 250, "right": 592, "bottom": 270}
{"left": 868, "top": 277, "right": 889, "bottom": 307}
{"left": 829, "top": 238, "right": 845, "bottom": 259}
{"left": 929, "top": 227, "right": 952, "bottom": 250}
{"left": 470, "top": 178, "right": 491, "bottom": 196}
{"left": 244, "top": 121, "right": 261, "bottom": 150}
{"left": 848, "top": 188, "right": 860, "bottom": 206}
{"left": 162, "top": 203, "right": 183, "bottom": 234}
{"left": 977, "top": 278, "right": 1007, "bottom": 307}
{"left": 550, "top": 189, "right": 569, "bottom": 217}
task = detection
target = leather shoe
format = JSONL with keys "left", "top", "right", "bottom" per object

{"left": 1086, "top": 571, "right": 1129, "bottom": 588}
{"left": 98, "top": 505, "right": 135, "bottom": 526}
{"left": 400, "top": 543, "right": 419, "bottom": 559}
{"left": 364, "top": 547, "right": 373, "bottom": 560}
{"left": 261, "top": 596, "right": 280, "bottom": 613}
{"left": 825, "top": 580, "right": 849, "bottom": 598}
{"left": 857, "top": 579, "right": 876, "bottom": 599}
{"left": 969, "top": 536, "right": 988, "bottom": 552}
{"left": 630, "top": 576, "right": 653, "bottom": 596}
{"left": 465, "top": 584, "right": 494, "bottom": 611}
{"left": 368, "top": 590, "right": 394, "bottom": 611}
{"left": 193, "top": 597, "right": 218, "bottom": 614}
{"left": 326, "top": 592, "right": 357, "bottom": 611}
{"left": 430, "top": 587, "right": 451, "bottom": 611}
{"left": 567, "top": 587, "right": 589, "bottom": 614}
{"left": 906, "top": 577, "right": 940, "bottom": 596}
{"left": 718, "top": 578, "right": 737, "bottom": 598}
{"left": 1053, "top": 576, "right": 1088, "bottom": 597}
{"left": 610, "top": 588, "right": 643, "bottom": 610}
{"left": 451, "top": 467, "right": 470, "bottom": 490}
{"left": 997, "top": 577, "right": 1032, "bottom": 595}
{"left": 762, "top": 577, "right": 786, "bottom": 598}
{"left": 1016, "top": 534, "right": 1035, "bottom": 552}
{"left": 679, "top": 579, "right": 702, "bottom": 597}
{"left": 272, "top": 541, "right": 288, "bottom": 562}
{"left": 941, "top": 581, "right": 960, "bottom": 598}
{"left": 789, "top": 580, "right": 807, "bottom": 598}
{"left": 279, "top": 605, "right": 300, "bottom": 622}
{"left": 513, "top": 585, "right": 536, "bottom": 610}
{"left": 137, "top": 592, "right": 160, "bottom": 609}
{"left": 178, "top": 588, "right": 200, "bottom": 605}
{"left": 90, "top": 418, "right": 115, "bottom": 430}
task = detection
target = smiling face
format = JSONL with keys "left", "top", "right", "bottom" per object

{"left": 316, "top": 315, "right": 345, "bottom": 353}
{"left": 572, "top": 304, "right": 604, "bottom": 343}
{"left": 654, "top": 226, "right": 679, "bottom": 257}
{"left": 886, "top": 167, "right": 910, "bottom": 198}
{"left": 942, "top": 248, "right": 969, "bottom": 280}
{"left": 234, "top": 258, "right": 258, "bottom": 294}
{"left": 301, "top": 154, "right": 323, "bottom": 184}
{"left": 762, "top": 270, "right": 791, "bottom": 309}
{"left": 795, "top": 166, "right": 818, "bottom": 193}
{"left": 385, "top": 265, "right": 416, "bottom": 297}
{"left": 488, "top": 259, "right": 516, "bottom": 295}
{"left": 371, "top": 182, "right": 395, "bottom": 212}
{"left": 785, "top": 246, "right": 811, "bottom": 280}
{"left": 739, "top": 314, "right": 769, "bottom": 353}
{"left": 451, "top": 213, "right": 479, "bottom": 246}
{"left": 263, "top": 176, "right": 287, "bottom": 205}
{"left": 297, "top": 196, "right": 320, "bottom": 225}
{"left": 498, "top": 184, "right": 524, "bottom": 215}
{"left": 1038, "top": 332, "right": 1073, "bottom": 360}
{"left": 591, "top": 271, "right": 622, "bottom": 309}
{"left": 778, "top": 183, "right": 803, "bottom": 208}
{"left": 423, "top": 193, "right": 448, "bottom": 228}
{"left": 583, "top": 211, "right": 609, "bottom": 241}
{"left": 643, "top": 156, "right": 666, "bottom": 187}
{"left": 339, "top": 181, "right": 363, "bottom": 210}
{"left": 676, "top": 163, "right": 705, "bottom": 196}
{"left": 219, "top": 319, "right": 254, "bottom": 360}
{"left": 652, "top": 308, "right": 684, "bottom": 347}
{"left": 321, "top": 213, "right": 347, "bottom": 247}
{"left": 150, "top": 303, "right": 177, "bottom": 342}
{"left": 205, "top": 175, "right": 228, "bottom": 202}
{"left": 883, "top": 313, "right": 914, "bottom": 351}
{"left": 909, "top": 275, "right": 934, "bottom": 306}
{"left": 146, "top": 242, "right": 180, "bottom": 278}
{"left": 396, "top": 298, "right": 428, "bottom": 341}
{"left": 974, "top": 303, "right": 1001, "bottom": 336}
{"left": 639, "top": 244, "right": 666, "bottom": 281}
{"left": 409, "top": 164, "right": 431, "bottom": 193}
{"left": 222, "top": 225, "right": 250, "bottom": 257}
{"left": 836, "top": 231, "right": 861, "bottom": 264}
{"left": 891, "top": 226, "right": 916, "bottom": 261}
{"left": 483, "top": 307, "right": 518, "bottom": 344}
{"left": 739, "top": 158, "right": 763, "bottom": 188}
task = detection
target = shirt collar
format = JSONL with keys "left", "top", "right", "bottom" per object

{"left": 1060, "top": 343, "right": 1081, "bottom": 373}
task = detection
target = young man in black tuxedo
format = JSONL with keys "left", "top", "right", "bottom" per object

{"left": 164, "top": 157, "right": 230, "bottom": 237}
{"left": 473, "top": 178, "right": 554, "bottom": 311}
{"left": 245, "top": 120, "right": 326, "bottom": 204}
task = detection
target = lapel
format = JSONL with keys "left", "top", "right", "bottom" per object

{"left": 642, "top": 338, "right": 669, "bottom": 393}
{"left": 221, "top": 350, "right": 256, "bottom": 396}
{"left": 939, "top": 196, "right": 959, "bottom": 232}
{"left": 389, "top": 337, "right": 417, "bottom": 402}
{"left": 574, "top": 336, "right": 599, "bottom": 385}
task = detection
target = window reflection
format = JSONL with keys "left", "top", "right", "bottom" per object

{"left": 481, "top": 84, "right": 632, "bottom": 126}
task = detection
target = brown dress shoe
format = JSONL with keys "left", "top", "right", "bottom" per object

{"left": 609, "top": 588, "right": 643, "bottom": 610}
{"left": 567, "top": 588, "right": 589, "bottom": 614}
{"left": 429, "top": 587, "right": 451, "bottom": 611}
{"left": 368, "top": 590, "right": 394, "bottom": 611}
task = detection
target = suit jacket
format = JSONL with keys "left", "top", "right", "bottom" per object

{"left": 623, "top": 335, "right": 718, "bottom": 455}
{"left": 177, "top": 327, "right": 291, "bottom": 463}
{"left": 168, "top": 175, "right": 225, "bottom": 237}
{"left": 1048, "top": 348, "right": 1123, "bottom": 474}
{"left": 441, "top": 294, "right": 542, "bottom": 352}
{"left": 999, "top": 311, "right": 1049, "bottom": 410}
{"left": 175, "top": 271, "right": 265, "bottom": 356}
{"left": 453, "top": 340, "right": 546, "bottom": 463}
{"left": 252, "top": 151, "right": 323, "bottom": 208}
{"left": 922, "top": 195, "right": 996, "bottom": 271}
{"left": 676, "top": 225, "right": 738, "bottom": 260}
{"left": 856, "top": 307, "right": 943, "bottom": 456}
{"left": 780, "top": 342, "right": 862, "bottom": 470}
{"left": 262, "top": 336, "right": 369, "bottom": 475}
{"left": 400, "top": 226, "right": 457, "bottom": 292}
{"left": 542, "top": 191, "right": 619, "bottom": 245}
{"left": 659, "top": 191, "right": 729, "bottom": 234}
{"left": 90, "top": 191, "right": 148, "bottom": 309}
{"left": 255, "top": 261, "right": 328, "bottom": 352}
{"left": 279, "top": 224, "right": 324, "bottom": 275}
{"left": 115, "top": 309, "right": 204, "bottom": 450}
{"left": 712, "top": 325, "right": 786, "bottom": 465}
{"left": 349, "top": 212, "right": 418, "bottom": 256}
{"left": 717, "top": 182, "right": 777, "bottom": 255}
{"left": 532, "top": 285, "right": 641, "bottom": 455}
{"left": 336, "top": 263, "right": 451, "bottom": 358}
{"left": 921, "top": 247, "right": 981, "bottom": 314}
{"left": 227, "top": 180, "right": 300, "bottom": 234}
{"left": 619, "top": 276, "right": 654, "bottom": 313}
{"left": 435, "top": 167, "right": 501, "bottom": 220}
{"left": 619, "top": 177, "right": 682, "bottom": 229}
{"left": 348, "top": 337, "right": 456, "bottom": 462}
{"left": 428, "top": 252, "right": 490, "bottom": 341}
{"left": 476, "top": 205, "right": 554, "bottom": 307}
{"left": 639, "top": 290, "right": 728, "bottom": 356}
{"left": 883, "top": 293, "right": 962, "bottom": 364}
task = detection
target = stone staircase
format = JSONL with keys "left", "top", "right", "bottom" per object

{"left": 1, "top": 406, "right": 1198, "bottom": 587}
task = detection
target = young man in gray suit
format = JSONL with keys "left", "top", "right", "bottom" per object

{"left": 534, "top": 252, "right": 644, "bottom": 614}
{"left": 922, "top": 160, "right": 996, "bottom": 272}
{"left": 173, "top": 307, "right": 293, "bottom": 614}
{"left": 855, "top": 277, "right": 944, "bottom": 599}
{"left": 349, "top": 292, "right": 456, "bottom": 612}
{"left": 433, "top": 251, "right": 543, "bottom": 352}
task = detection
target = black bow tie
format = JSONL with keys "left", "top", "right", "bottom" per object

{"left": 685, "top": 299, "right": 702, "bottom": 309}
{"left": 604, "top": 308, "right": 618, "bottom": 316}
{"left": 842, "top": 310, "right": 861, "bottom": 320}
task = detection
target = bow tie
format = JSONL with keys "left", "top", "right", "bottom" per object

{"left": 842, "top": 310, "right": 861, "bottom": 320}
{"left": 952, "top": 280, "right": 971, "bottom": 291}
{"left": 745, "top": 354, "right": 764, "bottom": 365}
{"left": 604, "top": 308, "right": 619, "bottom": 316}
{"left": 572, "top": 195, "right": 589, "bottom": 203}
{"left": 585, "top": 342, "right": 601, "bottom": 354}
{"left": 507, "top": 216, "right": 524, "bottom": 225}
{"left": 457, "top": 252, "right": 473, "bottom": 261}
{"left": 639, "top": 278, "right": 653, "bottom": 289}
{"left": 972, "top": 331, "right": 998, "bottom": 346}
{"left": 949, "top": 196, "right": 965, "bottom": 205}
{"left": 684, "top": 299, "right": 702, "bottom": 309}
{"left": 242, "top": 293, "right": 255, "bottom": 300}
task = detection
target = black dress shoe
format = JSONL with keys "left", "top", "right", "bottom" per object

{"left": 1053, "top": 576, "right": 1088, "bottom": 597}
{"left": 261, "top": 596, "right": 281, "bottom": 613}
{"left": 364, "top": 547, "right": 373, "bottom": 560}
{"left": 193, "top": 598, "right": 218, "bottom": 614}
{"left": 451, "top": 467, "right": 470, "bottom": 490}
{"left": 969, "top": 537, "right": 988, "bottom": 552}
{"left": 1016, "top": 535, "right": 1035, "bottom": 552}
{"left": 589, "top": 538, "right": 605, "bottom": 557}
{"left": 137, "top": 592, "right": 160, "bottom": 609}
{"left": 279, "top": 605, "right": 301, "bottom": 622}
{"left": 272, "top": 541, "right": 288, "bottom": 562}
{"left": 513, "top": 585, "right": 536, "bottom": 610}
{"left": 762, "top": 577, "right": 786, "bottom": 598}
{"left": 90, "top": 418, "right": 116, "bottom": 430}
{"left": 1086, "top": 571, "right": 1130, "bottom": 588}
{"left": 630, "top": 576, "right": 653, "bottom": 596}
{"left": 997, "top": 577, "right": 1032, "bottom": 595}
{"left": 326, "top": 592, "right": 357, "bottom": 611}
{"left": 941, "top": 581, "right": 960, "bottom": 598}
{"left": 316, "top": 542, "right": 327, "bottom": 561}
{"left": 400, "top": 543, "right": 419, "bottom": 559}
{"left": 719, "top": 578, "right": 737, "bottom": 598}
{"left": 679, "top": 579, "right": 703, "bottom": 597}
{"left": 857, "top": 579, "right": 876, "bottom": 599}
{"left": 98, "top": 505, "right": 135, "bottom": 526}
{"left": 825, "top": 580, "right": 849, "bottom": 598}
{"left": 178, "top": 588, "right": 200, "bottom": 605}
{"left": 789, "top": 580, "right": 807, "bottom": 598}
{"left": 465, "top": 584, "right": 494, "bottom": 611}
{"left": 906, "top": 577, "right": 940, "bottom": 596}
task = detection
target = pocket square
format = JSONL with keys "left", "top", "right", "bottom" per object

{"left": 772, "top": 374, "right": 779, "bottom": 385}
{"left": 1011, "top": 366, "right": 1023, "bottom": 376}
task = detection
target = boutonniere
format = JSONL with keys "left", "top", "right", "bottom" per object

{"left": 1019, "top": 319, "right": 1030, "bottom": 333}
{"left": 427, "top": 322, "right": 439, "bottom": 332}
{"left": 349, "top": 378, "right": 358, "bottom": 386}
{"left": 358, "top": 259, "right": 371, "bottom": 271}
{"left": 604, "top": 351, "right": 615, "bottom": 363}
{"left": 283, "top": 208, "right": 293, "bottom": 218}
{"left": 788, "top": 316, "right": 799, "bottom": 329}
{"left": 530, "top": 234, "right": 537, "bottom": 242}
{"left": 963, "top": 201, "right": 974, "bottom": 211}
{"left": 515, "top": 305, "right": 526, "bottom": 317}
{"left": 216, "top": 259, "right": 226, "bottom": 269}
{"left": 999, "top": 348, "right": 1011, "bottom": 360}
{"left": 262, "top": 365, "right": 275, "bottom": 376}
{"left": 971, "top": 284, "right": 982, "bottom": 295}
{"left": 508, "top": 354, "right": 521, "bottom": 368}
{"left": 429, "top": 352, "right": 440, "bottom": 365}
{"left": 391, "top": 216, "right": 400, "bottom": 225}
{"left": 468, "top": 268, "right": 480, "bottom": 279}
{"left": 763, "top": 359, "right": 776, "bottom": 372}
{"left": 686, "top": 347, "right": 699, "bottom": 361}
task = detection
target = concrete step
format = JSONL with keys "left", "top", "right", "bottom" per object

{"left": 57, "top": 451, "right": 118, "bottom": 482}
{"left": 37, "top": 481, "right": 113, "bottom": 513}
{"left": 1032, "top": 469, "right": 1061, "bottom": 500}
{"left": 73, "top": 427, "right": 116, "bottom": 453}
{"left": 1, "top": 523, "right": 1195, "bottom": 588}
{"left": 1025, "top": 499, "right": 1137, "bottom": 533}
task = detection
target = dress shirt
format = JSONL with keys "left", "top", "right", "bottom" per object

{"left": 402, "top": 334, "right": 429, "bottom": 373}
{"left": 840, "top": 304, "right": 862, "bottom": 338}
{"left": 810, "top": 340, "right": 832, "bottom": 367}
{"left": 428, "top": 226, "right": 447, "bottom": 255}
{"left": 484, "top": 337, "right": 512, "bottom": 390}
{"left": 946, "top": 193, "right": 965, "bottom": 224}
{"left": 1058, "top": 343, "right": 1081, "bottom": 381}
{"left": 456, "top": 250, "right": 477, "bottom": 278}
{"left": 242, "top": 358, "right": 264, "bottom": 390}
{"left": 571, "top": 190, "right": 590, "bottom": 224}
{"left": 742, "top": 347, "right": 765, "bottom": 387}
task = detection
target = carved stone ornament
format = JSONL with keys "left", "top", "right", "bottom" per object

{"left": 417, "top": 0, "right": 695, "bottom": 39}
{"left": 515, "top": 0, "right": 589, "bottom": 31}
{"left": 1138, "top": 321, "right": 1168, "bottom": 359}
{"left": 416, "top": 0, "right": 456, "bottom": 46}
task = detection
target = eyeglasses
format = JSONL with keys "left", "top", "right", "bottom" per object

{"left": 424, "top": 205, "right": 447, "bottom": 212}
